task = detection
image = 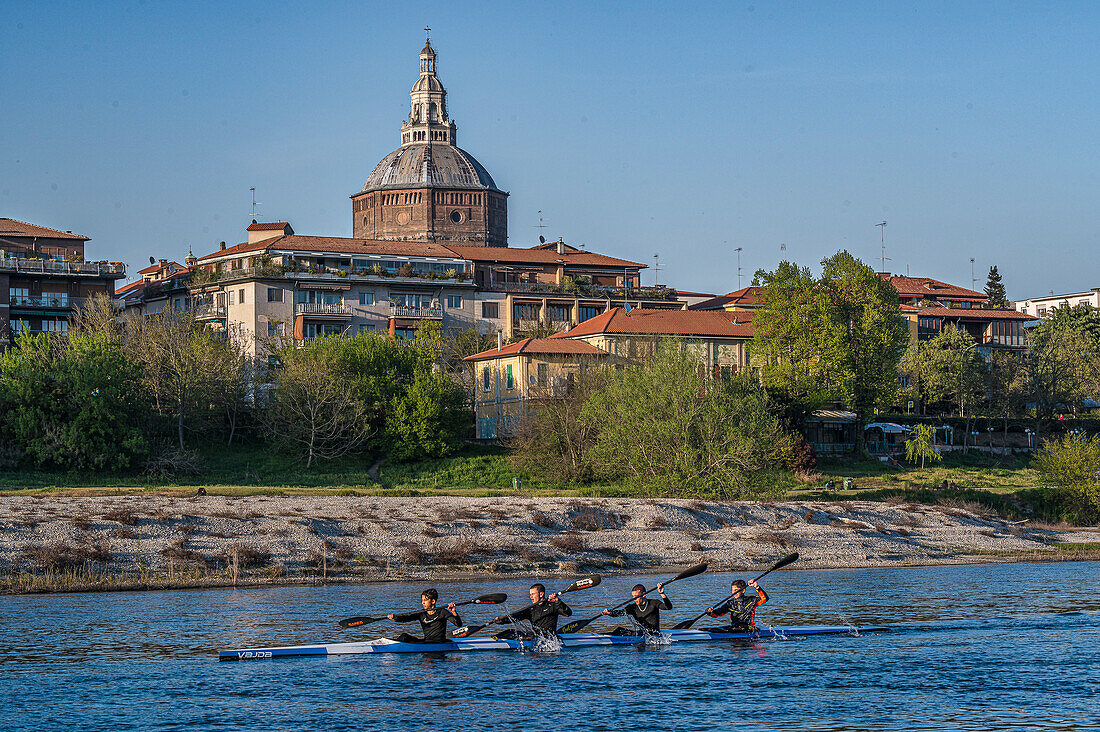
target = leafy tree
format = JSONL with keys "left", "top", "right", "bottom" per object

{"left": 905, "top": 424, "right": 942, "bottom": 469}
{"left": 1025, "top": 314, "right": 1091, "bottom": 435}
{"left": 755, "top": 252, "right": 908, "bottom": 450}
{"left": 385, "top": 368, "right": 469, "bottom": 461}
{"left": 579, "top": 344, "right": 792, "bottom": 497}
{"left": 984, "top": 351, "right": 1029, "bottom": 448}
{"left": 984, "top": 265, "right": 1008, "bottom": 308}
{"left": 902, "top": 325, "right": 985, "bottom": 449}
{"left": 0, "top": 332, "right": 149, "bottom": 470}
{"left": 268, "top": 341, "right": 371, "bottom": 468}
{"left": 1033, "top": 433, "right": 1100, "bottom": 518}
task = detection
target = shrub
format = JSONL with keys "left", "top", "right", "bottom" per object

{"left": 549, "top": 533, "right": 586, "bottom": 553}
{"left": 224, "top": 543, "right": 271, "bottom": 568}
{"left": 24, "top": 541, "right": 111, "bottom": 571}
{"left": 1034, "top": 433, "right": 1100, "bottom": 517}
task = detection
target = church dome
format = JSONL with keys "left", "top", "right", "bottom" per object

{"left": 361, "top": 144, "right": 499, "bottom": 193}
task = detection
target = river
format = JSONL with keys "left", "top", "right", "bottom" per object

{"left": 2, "top": 561, "right": 1098, "bottom": 731}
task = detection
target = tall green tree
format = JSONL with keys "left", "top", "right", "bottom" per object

{"left": 579, "top": 344, "right": 792, "bottom": 497}
{"left": 755, "top": 252, "right": 908, "bottom": 450}
{"left": 1025, "top": 316, "right": 1091, "bottom": 436}
{"left": 984, "top": 351, "right": 1029, "bottom": 449}
{"left": 0, "top": 332, "right": 149, "bottom": 470}
{"left": 984, "top": 265, "right": 1008, "bottom": 308}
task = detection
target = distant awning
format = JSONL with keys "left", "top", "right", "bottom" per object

{"left": 809, "top": 409, "right": 857, "bottom": 423}
{"left": 298, "top": 283, "right": 350, "bottom": 291}
{"left": 864, "top": 422, "right": 910, "bottom": 434}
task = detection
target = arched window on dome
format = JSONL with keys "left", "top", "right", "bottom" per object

{"left": 429, "top": 103, "right": 437, "bottom": 122}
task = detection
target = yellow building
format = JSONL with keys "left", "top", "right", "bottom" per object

{"left": 464, "top": 337, "right": 610, "bottom": 439}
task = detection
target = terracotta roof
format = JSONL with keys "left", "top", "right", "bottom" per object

{"left": 246, "top": 221, "right": 291, "bottom": 231}
{"left": 443, "top": 244, "right": 646, "bottom": 269}
{"left": 115, "top": 280, "right": 144, "bottom": 296}
{"left": 690, "top": 286, "right": 764, "bottom": 310}
{"left": 674, "top": 290, "right": 717, "bottom": 298}
{"left": 464, "top": 338, "right": 609, "bottom": 361}
{"left": 881, "top": 274, "right": 987, "bottom": 301}
{"left": 197, "top": 235, "right": 464, "bottom": 262}
{"left": 138, "top": 260, "right": 185, "bottom": 275}
{"left": 0, "top": 218, "right": 88, "bottom": 240}
{"left": 911, "top": 306, "right": 1035, "bottom": 321}
{"left": 561, "top": 307, "right": 754, "bottom": 338}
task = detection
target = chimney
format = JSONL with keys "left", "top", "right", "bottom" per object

{"left": 220, "top": 241, "right": 227, "bottom": 251}
{"left": 497, "top": 330, "right": 504, "bottom": 351}
{"left": 556, "top": 239, "right": 565, "bottom": 255}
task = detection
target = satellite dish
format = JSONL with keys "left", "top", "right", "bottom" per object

{"left": 539, "top": 235, "right": 545, "bottom": 244}
{"left": 624, "top": 302, "right": 633, "bottom": 313}
{"left": 149, "top": 256, "right": 156, "bottom": 264}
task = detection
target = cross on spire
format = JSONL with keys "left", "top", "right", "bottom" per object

{"left": 425, "top": 25, "right": 431, "bottom": 40}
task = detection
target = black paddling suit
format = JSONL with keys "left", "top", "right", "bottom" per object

{"left": 707, "top": 587, "right": 768, "bottom": 630}
{"left": 607, "top": 595, "right": 672, "bottom": 634}
{"left": 497, "top": 598, "right": 572, "bottom": 635}
{"left": 391, "top": 607, "right": 462, "bottom": 644}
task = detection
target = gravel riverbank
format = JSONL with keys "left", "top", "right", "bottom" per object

{"left": 3, "top": 494, "right": 1098, "bottom": 593}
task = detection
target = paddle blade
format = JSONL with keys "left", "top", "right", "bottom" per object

{"left": 672, "top": 617, "right": 698, "bottom": 630}
{"left": 451, "top": 624, "right": 484, "bottom": 638}
{"left": 557, "top": 618, "right": 591, "bottom": 634}
{"left": 338, "top": 616, "right": 377, "bottom": 629}
{"left": 563, "top": 575, "right": 601, "bottom": 593}
{"left": 472, "top": 593, "right": 507, "bottom": 605}
{"left": 753, "top": 553, "right": 799, "bottom": 581}
{"left": 671, "top": 562, "right": 708, "bottom": 582}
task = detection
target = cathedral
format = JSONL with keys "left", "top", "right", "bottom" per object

{"left": 351, "top": 33, "right": 508, "bottom": 247}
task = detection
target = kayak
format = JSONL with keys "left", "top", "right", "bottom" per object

{"left": 218, "top": 625, "right": 885, "bottom": 661}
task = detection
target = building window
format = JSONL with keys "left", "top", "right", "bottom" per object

{"left": 482, "top": 366, "right": 491, "bottom": 392}
{"left": 394, "top": 327, "right": 417, "bottom": 340}
{"left": 42, "top": 319, "right": 68, "bottom": 333}
{"left": 537, "top": 362, "right": 548, "bottom": 387}
{"left": 267, "top": 287, "right": 282, "bottom": 302}
{"left": 359, "top": 291, "right": 375, "bottom": 306}
{"left": 228, "top": 291, "right": 235, "bottom": 306}
{"left": 12, "top": 319, "right": 29, "bottom": 333}
{"left": 513, "top": 303, "right": 539, "bottom": 321}
{"left": 446, "top": 294, "right": 462, "bottom": 309}
{"left": 482, "top": 302, "right": 499, "bottom": 318}
{"left": 506, "top": 364, "right": 514, "bottom": 390}
{"left": 579, "top": 305, "right": 602, "bottom": 322}
{"left": 547, "top": 304, "right": 571, "bottom": 322}
{"left": 358, "top": 323, "right": 376, "bottom": 333}
{"left": 268, "top": 322, "right": 285, "bottom": 337}
{"left": 239, "top": 288, "right": 245, "bottom": 304}
{"left": 9, "top": 287, "right": 29, "bottom": 305}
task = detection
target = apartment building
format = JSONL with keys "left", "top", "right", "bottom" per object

{"left": 1016, "top": 288, "right": 1100, "bottom": 319}
{"left": 0, "top": 218, "right": 126, "bottom": 345}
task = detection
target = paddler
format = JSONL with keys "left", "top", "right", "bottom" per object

{"left": 387, "top": 588, "right": 462, "bottom": 643}
{"left": 601, "top": 582, "right": 671, "bottom": 635}
{"left": 706, "top": 578, "right": 768, "bottom": 630}
{"left": 491, "top": 583, "right": 572, "bottom": 636}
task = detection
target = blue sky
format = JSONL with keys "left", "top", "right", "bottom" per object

{"left": 2, "top": 1, "right": 1098, "bottom": 299}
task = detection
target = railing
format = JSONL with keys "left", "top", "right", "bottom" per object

{"left": 192, "top": 304, "right": 227, "bottom": 319}
{"left": 389, "top": 304, "right": 443, "bottom": 319}
{"left": 295, "top": 302, "right": 352, "bottom": 316}
{"left": 9, "top": 295, "right": 83, "bottom": 309}
{"left": 811, "top": 443, "right": 855, "bottom": 454}
{"left": 493, "top": 281, "right": 677, "bottom": 300}
{"left": 0, "top": 257, "right": 126, "bottom": 277}
{"left": 198, "top": 265, "right": 470, "bottom": 286}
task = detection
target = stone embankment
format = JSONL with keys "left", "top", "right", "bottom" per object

{"left": 3, "top": 495, "right": 1098, "bottom": 593}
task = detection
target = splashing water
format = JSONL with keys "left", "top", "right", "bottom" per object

{"left": 644, "top": 630, "right": 672, "bottom": 646}
{"left": 533, "top": 632, "right": 563, "bottom": 653}
{"left": 761, "top": 623, "right": 789, "bottom": 641}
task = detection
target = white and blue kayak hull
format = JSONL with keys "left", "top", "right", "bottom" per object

{"left": 219, "top": 625, "right": 883, "bottom": 661}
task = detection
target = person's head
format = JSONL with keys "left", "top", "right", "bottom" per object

{"left": 631, "top": 583, "right": 646, "bottom": 603}
{"left": 421, "top": 588, "right": 438, "bottom": 609}
{"left": 530, "top": 583, "right": 546, "bottom": 603}
{"left": 731, "top": 579, "right": 747, "bottom": 597}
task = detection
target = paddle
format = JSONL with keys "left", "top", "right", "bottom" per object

{"left": 672, "top": 552, "right": 799, "bottom": 630}
{"left": 451, "top": 575, "right": 601, "bottom": 638}
{"left": 557, "top": 562, "right": 708, "bottom": 635}
{"left": 338, "top": 593, "right": 508, "bottom": 629}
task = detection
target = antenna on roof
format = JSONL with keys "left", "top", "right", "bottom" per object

{"left": 735, "top": 246, "right": 743, "bottom": 289}
{"left": 653, "top": 253, "right": 661, "bottom": 287}
{"left": 876, "top": 221, "right": 889, "bottom": 273}
{"left": 970, "top": 257, "right": 976, "bottom": 290}
{"left": 250, "top": 187, "right": 262, "bottom": 221}
{"left": 534, "top": 210, "right": 549, "bottom": 240}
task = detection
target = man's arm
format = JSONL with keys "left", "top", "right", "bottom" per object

{"left": 660, "top": 595, "right": 672, "bottom": 610}
{"left": 446, "top": 607, "right": 463, "bottom": 626}
{"left": 495, "top": 606, "right": 532, "bottom": 624}
{"left": 390, "top": 611, "right": 422, "bottom": 623}
{"left": 749, "top": 579, "right": 768, "bottom": 607}
{"left": 555, "top": 599, "right": 572, "bottom": 617}
{"left": 706, "top": 603, "right": 730, "bottom": 618}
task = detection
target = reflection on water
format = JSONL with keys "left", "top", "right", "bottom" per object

{"left": 2, "top": 561, "right": 1100, "bottom": 731}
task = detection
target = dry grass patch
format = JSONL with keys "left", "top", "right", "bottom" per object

{"left": 549, "top": 533, "right": 586, "bottom": 553}
{"left": 102, "top": 508, "right": 139, "bottom": 526}
{"left": 23, "top": 541, "right": 112, "bottom": 571}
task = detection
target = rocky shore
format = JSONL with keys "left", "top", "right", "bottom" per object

{"left": 3, "top": 494, "right": 1099, "bottom": 593}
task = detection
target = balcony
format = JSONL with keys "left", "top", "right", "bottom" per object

{"left": 0, "top": 257, "right": 126, "bottom": 278}
{"left": 295, "top": 302, "right": 353, "bottom": 317}
{"left": 492, "top": 280, "right": 678, "bottom": 301}
{"left": 197, "top": 264, "right": 473, "bottom": 287}
{"left": 9, "top": 295, "right": 83, "bottom": 310}
{"left": 192, "top": 303, "right": 227, "bottom": 319}
{"left": 389, "top": 304, "right": 443, "bottom": 319}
